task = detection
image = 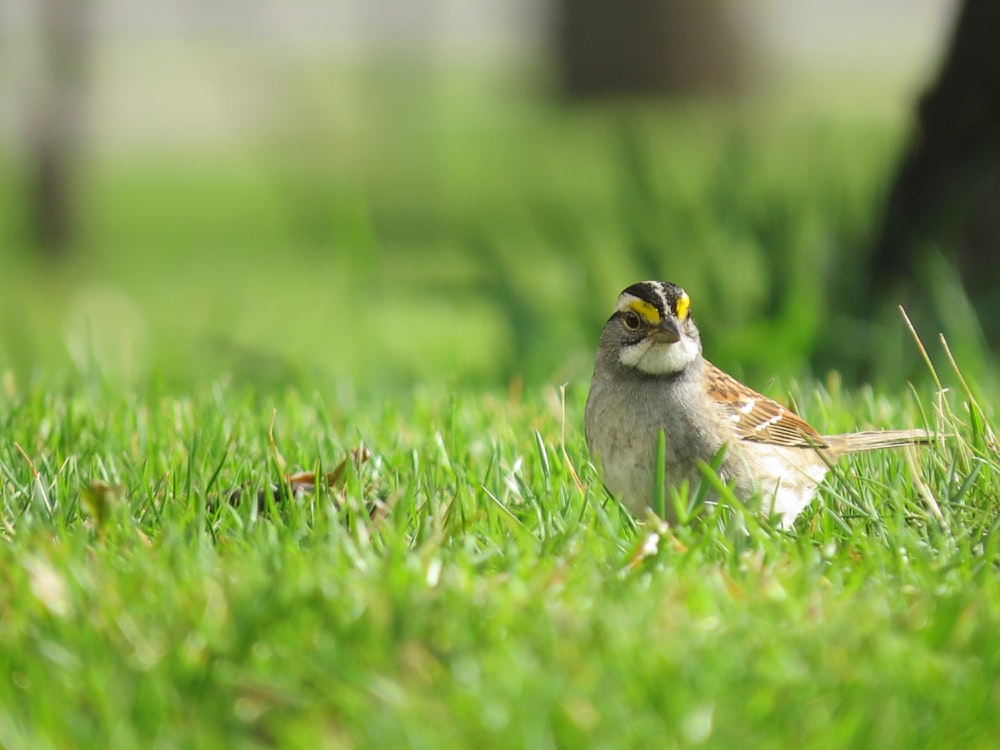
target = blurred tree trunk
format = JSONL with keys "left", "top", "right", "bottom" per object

{"left": 29, "top": 0, "right": 89, "bottom": 256}
{"left": 554, "top": 0, "right": 748, "bottom": 98}
{"left": 871, "top": 0, "right": 1000, "bottom": 341}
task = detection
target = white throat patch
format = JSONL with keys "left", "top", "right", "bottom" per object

{"left": 619, "top": 335, "right": 700, "bottom": 375}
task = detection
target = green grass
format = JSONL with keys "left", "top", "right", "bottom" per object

{"left": 2, "top": 64, "right": 1000, "bottom": 747}
{"left": 1, "top": 351, "right": 999, "bottom": 748}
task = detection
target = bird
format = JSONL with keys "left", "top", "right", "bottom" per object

{"left": 584, "top": 280, "right": 931, "bottom": 529}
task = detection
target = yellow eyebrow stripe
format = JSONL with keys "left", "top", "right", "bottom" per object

{"left": 675, "top": 293, "right": 690, "bottom": 321}
{"left": 628, "top": 300, "right": 661, "bottom": 324}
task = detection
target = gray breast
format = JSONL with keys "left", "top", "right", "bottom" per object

{"left": 585, "top": 363, "right": 736, "bottom": 515}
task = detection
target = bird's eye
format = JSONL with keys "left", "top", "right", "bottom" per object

{"left": 623, "top": 311, "right": 642, "bottom": 331}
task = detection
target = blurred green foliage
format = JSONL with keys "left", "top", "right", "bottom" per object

{"left": 0, "top": 66, "right": 991, "bottom": 394}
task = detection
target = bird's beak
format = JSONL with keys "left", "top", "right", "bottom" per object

{"left": 651, "top": 317, "right": 681, "bottom": 343}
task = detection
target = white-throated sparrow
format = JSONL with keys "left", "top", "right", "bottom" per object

{"left": 584, "top": 280, "right": 930, "bottom": 529}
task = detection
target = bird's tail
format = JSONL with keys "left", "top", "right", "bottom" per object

{"left": 827, "top": 429, "right": 933, "bottom": 454}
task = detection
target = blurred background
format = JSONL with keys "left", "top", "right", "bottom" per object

{"left": 2, "top": 0, "right": 996, "bottom": 394}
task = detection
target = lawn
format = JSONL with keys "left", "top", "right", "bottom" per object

{"left": 1, "top": 62, "right": 999, "bottom": 748}
{"left": 2, "top": 369, "right": 998, "bottom": 748}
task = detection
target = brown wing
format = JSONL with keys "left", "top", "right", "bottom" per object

{"left": 704, "top": 361, "right": 828, "bottom": 448}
